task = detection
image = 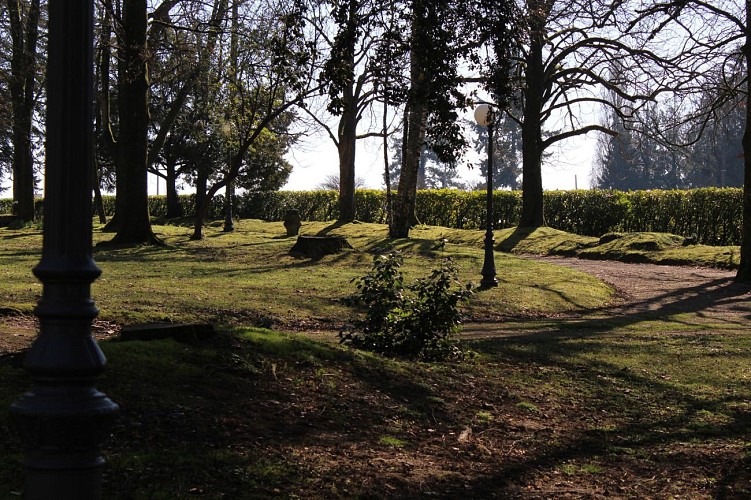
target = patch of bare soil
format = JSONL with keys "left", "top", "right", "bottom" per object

{"left": 0, "top": 315, "right": 120, "bottom": 356}
{"left": 461, "top": 257, "right": 751, "bottom": 340}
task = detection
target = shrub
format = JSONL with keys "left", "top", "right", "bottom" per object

{"left": 340, "top": 252, "right": 473, "bottom": 361}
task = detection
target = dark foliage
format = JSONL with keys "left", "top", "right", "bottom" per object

{"left": 340, "top": 252, "right": 473, "bottom": 361}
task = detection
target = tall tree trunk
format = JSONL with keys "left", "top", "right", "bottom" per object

{"left": 98, "top": 0, "right": 120, "bottom": 232}
{"left": 336, "top": 0, "right": 358, "bottom": 223}
{"left": 519, "top": 3, "right": 545, "bottom": 228}
{"left": 110, "top": 0, "right": 160, "bottom": 244}
{"left": 92, "top": 150, "right": 107, "bottom": 224}
{"left": 7, "top": 0, "right": 41, "bottom": 223}
{"left": 190, "top": 168, "right": 208, "bottom": 240}
{"left": 390, "top": 100, "right": 427, "bottom": 238}
{"left": 389, "top": 0, "right": 428, "bottom": 239}
{"left": 338, "top": 102, "right": 357, "bottom": 222}
{"left": 736, "top": 3, "right": 751, "bottom": 281}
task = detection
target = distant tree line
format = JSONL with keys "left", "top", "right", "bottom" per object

{"left": 592, "top": 59, "right": 746, "bottom": 190}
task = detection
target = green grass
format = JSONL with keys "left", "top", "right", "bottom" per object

{"left": 0, "top": 219, "right": 614, "bottom": 327}
{"left": 579, "top": 231, "right": 740, "bottom": 268}
{"left": 479, "top": 225, "right": 740, "bottom": 269}
{"left": 4, "top": 322, "right": 751, "bottom": 496}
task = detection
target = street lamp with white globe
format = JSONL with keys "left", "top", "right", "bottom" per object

{"left": 474, "top": 104, "right": 498, "bottom": 288}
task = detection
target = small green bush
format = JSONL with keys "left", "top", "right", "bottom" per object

{"left": 340, "top": 252, "right": 473, "bottom": 361}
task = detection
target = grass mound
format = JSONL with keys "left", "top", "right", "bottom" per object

{"left": 579, "top": 231, "right": 739, "bottom": 268}
{"left": 495, "top": 226, "right": 597, "bottom": 255}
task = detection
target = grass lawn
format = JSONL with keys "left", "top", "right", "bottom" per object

{"left": 0, "top": 219, "right": 749, "bottom": 497}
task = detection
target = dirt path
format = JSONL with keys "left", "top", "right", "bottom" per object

{"left": 535, "top": 256, "right": 751, "bottom": 320}
{"left": 461, "top": 256, "right": 751, "bottom": 339}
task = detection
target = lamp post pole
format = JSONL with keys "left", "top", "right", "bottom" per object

{"left": 475, "top": 104, "right": 498, "bottom": 288}
{"left": 10, "top": 1, "right": 118, "bottom": 497}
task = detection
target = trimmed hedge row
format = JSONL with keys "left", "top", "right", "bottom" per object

{"left": 5, "top": 187, "right": 742, "bottom": 245}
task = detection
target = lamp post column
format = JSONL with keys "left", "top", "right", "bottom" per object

{"left": 10, "top": 1, "right": 119, "bottom": 497}
{"left": 480, "top": 119, "right": 497, "bottom": 288}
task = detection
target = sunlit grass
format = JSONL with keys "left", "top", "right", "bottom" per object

{"left": 0, "top": 219, "right": 613, "bottom": 327}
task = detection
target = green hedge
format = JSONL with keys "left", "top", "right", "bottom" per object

{"left": 4, "top": 187, "right": 742, "bottom": 245}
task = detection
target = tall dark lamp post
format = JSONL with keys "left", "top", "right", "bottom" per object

{"left": 475, "top": 104, "right": 498, "bottom": 288}
{"left": 10, "top": 1, "right": 119, "bottom": 498}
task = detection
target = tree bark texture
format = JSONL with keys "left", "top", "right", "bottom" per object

{"left": 335, "top": 0, "right": 358, "bottom": 223}
{"left": 190, "top": 168, "right": 208, "bottom": 240}
{"left": 7, "top": 0, "right": 41, "bottom": 222}
{"left": 110, "top": 0, "right": 160, "bottom": 244}
{"left": 519, "top": 0, "right": 546, "bottom": 228}
{"left": 338, "top": 103, "right": 357, "bottom": 222}
{"left": 390, "top": 1, "right": 428, "bottom": 239}
{"left": 736, "top": 2, "right": 751, "bottom": 281}
{"left": 390, "top": 100, "right": 427, "bottom": 238}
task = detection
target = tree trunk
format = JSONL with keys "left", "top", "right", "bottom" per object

{"left": 390, "top": 4, "right": 428, "bottom": 239}
{"left": 7, "top": 0, "right": 41, "bottom": 223}
{"left": 92, "top": 152, "right": 107, "bottom": 224}
{"left": 519, "top": 5, "right": 545, "bottom": 228}
{"left": 98, "top": 1, "right": 120, "bottom": 232}
{"left": 390, "top": 100, "right": 427, "bottom": 238}
{"left": 190, "top": 168, "right": 208, "bottom": 240}
{"left": 736, "top": 6, "right": 751, "bottom": 281}
{"left": 110, "top": 0, "right": 160, "bottom": 245}
{"left": 338, "top": 103, "right": 357, "bottom": 222}
{"left": 334, "top": 0, "right": 358, "bottom": 223}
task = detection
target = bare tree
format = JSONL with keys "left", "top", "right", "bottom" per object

{"left": 628, "top": 0, "right": 751, "bottom": 280}
{"left": 316, "top": 172, "right": 366, "bottom": 190}
{"left": 506, "top": 0, "right": 676, "bottom": 227}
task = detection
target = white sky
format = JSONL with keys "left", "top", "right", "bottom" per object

{"left": 280, "top": 107, "right": 597, "bottom": 192}
{"left": 147, "top": 114, "right": 597, "bottom": 195}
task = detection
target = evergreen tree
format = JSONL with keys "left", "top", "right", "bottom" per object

{"left": 471, "top": 115, "right": 522, "bottom": 190}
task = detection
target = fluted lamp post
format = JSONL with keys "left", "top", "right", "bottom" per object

{"left": 474, "top": 104, "right": 498, "bottom": 288}
{"left": 10, "top": 1, "right": 119, "bottom": 498}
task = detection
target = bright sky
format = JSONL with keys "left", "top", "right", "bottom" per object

{"left": 281, "top": 107, "right": 598, "bottom": 192}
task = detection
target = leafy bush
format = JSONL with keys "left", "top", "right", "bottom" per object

{"left": 544, "top": 190, "right": 629, "bottom": 236}
{"left": 340, "top": 252, "right": 473, "bottom": 361}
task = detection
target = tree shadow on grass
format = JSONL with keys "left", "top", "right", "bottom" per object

{"left": 460, "top": 326, "right": 751, "bottom": 497}
{"left": 444, "top": 264, "right": 751, "bottom": 496}
{"left": 496, "top": 226, "right": 537, "bottom": 253}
